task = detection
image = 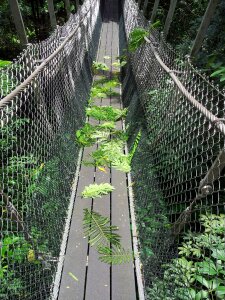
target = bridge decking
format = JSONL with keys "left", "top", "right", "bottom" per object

{"left": 58, "top": 1, "right": 137, "bottom": 299}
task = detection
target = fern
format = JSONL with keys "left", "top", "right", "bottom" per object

{"left": 111, "top": 155, "right": 131, "bottom": 173}
{"left": 83, "top": 209, "right": 120, "bottom": 247}
{"left": 128, "top": 27, "right": 148, "bottom": 52}
{"left": 98, "top": 246, "right": 133, "bottom": 265}
{"left": 84, "top": 140, "right": 131, "bottom": 172}
{"left": 76, "top": 123, "right": 110, "bottom": 146}
{"left": 98, "top": 121, "right": 115, "bottom": 130}
{"left": 86, "top": 106, "right": 127, "bottom": 121}
{"left": 81, "top": 183, "right": 114, "bottom": 198}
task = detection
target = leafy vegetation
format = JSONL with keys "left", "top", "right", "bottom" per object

{"left": 86, "top": 106, "right": 127, "bottom": 121}
{"left": 84, "top": 139, "right": 131, "bottom": 173}
{"left": 92, "top": 61, "right": 109, "bottom": 72}
{"left": 128, "top": 27, "right": 148, "bottom": 52}
{"left": 146, "top": 213, "right": 225, "bottom": 300}
{"left": 83, "top": 209, "right": 133, "bottom": 264}
{"left": 75, "top": 123, "right": 111, "bottom": 146}
{"left": 81, "top": 183, "right": 115, "bottom": 199}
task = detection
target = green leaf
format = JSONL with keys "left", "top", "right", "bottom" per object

{"left": 210, "top": 67, "right": 225, "bottom": 77}
{"left": 0, "top": 60, "right": 11, "bottom": 68}
{"left": 98, "top": 246, "right": 133, "bottom": 265}
{"left": 86, "top": 106, "right": 127, "bottom": 121}
{"left": 81, "top": 183, "right": 115, "bottom": 199}
{"left": 83, "top": 209, "right": 121, "bottom": 247}
{"left": 195, "top": 260, "right": 217, "bottom": 275}
{"left": 195, "top": 290, "right": 209, "bottom": 300}
{"left": 211, "top": 249, "right": 225, "bottom": 261}
{"left": 195, "top": 275, "right": 211, "bottom": 289}
{"left": 216, "top": 286, "right": 225, "bottom": 298}
{"left": 92, "top": 61, "right": 109, "bottom": 71}
{"left": 128, "top": 27, "right": 148, "bottom": 52}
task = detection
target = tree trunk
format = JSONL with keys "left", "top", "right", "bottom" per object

{"left": 75, "top": 0, "right": 79, "bottom": 12}
{"left": 9, "top": 0, "right": 28, "bottom": 47}
{"left": 47, "top": 0, "right": 57, "bottom": 29}
{"left": 64, "top": 0, "right": 71, "bottom": 18}
{"left": 163, "top": 0, "right": 178, "bottom": 39}
{"left": 143, "top": 0, "right": 148, "bottom": 15}
{"left": 190, "top": 0, "right": 219, "bottom": 58}
{"left": 138, "top": 0, "right": 142, "bottom": 9}
{"left": 150, "top": 0, "right": 160, "bottom": 23}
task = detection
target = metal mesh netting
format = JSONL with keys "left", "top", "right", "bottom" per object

{"left": 0, "top": 1, "right": 101, "bottom": 299}
{"left": 121, "top": 0, "right": 225, "bottom": 299}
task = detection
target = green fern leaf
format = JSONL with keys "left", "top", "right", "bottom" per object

{"left": 98, "top": 246, "right": 133, "bottom": 265}
{"left": 83, "top": 209, "right": 121, "bottom": 247}
{"left": 81, "top": 183, "right": 114, "bottom": 198}
{"left": 111, "top": 156, "right": 131, "bottom": 173}
{"left": 86, "top": 106, "right": 127, "bottom": 121}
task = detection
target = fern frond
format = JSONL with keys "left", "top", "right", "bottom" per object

{"left": 86, "top": 106, "right": 127, "bottom": 121}
{"left": 81, "top": 183, "right": 114, "bottom": 199}
{"left": 111, "top": 155, "right": 131, "bottom": 173}
{"left": 98, "top": 246, "right": 133, "bottom": 265}
{"left": 83, "top": 209, "right": 121, "bottom": 247}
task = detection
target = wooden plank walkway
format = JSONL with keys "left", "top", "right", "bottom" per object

{"left": 58, "top": 0, "right": 137, "bottom": 299}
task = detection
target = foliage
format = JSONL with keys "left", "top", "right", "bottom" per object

{"left": 83, "top": 208, "right": 120, "bottom": 246}
{"left": 84, "top": 139, "right": 131, "bottom": 173}
{"left": 90, "top": 79, "right": 120, "bottom": 99}
{"left": 83, "top": 209, "right": 133, "bottom": 265}
{"left": 81, "top": 183, "right": 115, "bottom": 198}
{"left": 86, "top": 106, "right": 127, "bottom": 121}
{"left": 147, "top": 213, "right": 225, "bottom": 299}
{"left": 98, "top": 246, "right": 134, "bottom": 265}
{"left": 210, "top": 65, "right": 225, "bottom": 82}
{"left": 75, "top": 123, "right": 110, "bottom": 146}
{"left": 0, "top": 233, "right": 31, "bottom": 298}
{"left": 128, "top": 27, "right": 148, "bottom": 52}
{"left": 0, "top": 60, "right": 11, "bottom": 68}
{"left": 92, "top": 61, "right": 109, "bottom": 72}
{"left": 129, "top": 129, "right": 142, "bottom": 162}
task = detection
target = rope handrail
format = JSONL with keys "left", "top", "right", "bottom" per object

{"left": 144, "top": 36, "right": 225, "bottom": 137}
{"left": 0, "top": 4, "right": 92, "bottom": 108}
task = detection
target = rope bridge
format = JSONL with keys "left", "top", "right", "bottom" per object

{"left": 1, "top": 0, "right": 225, "bottom": 299}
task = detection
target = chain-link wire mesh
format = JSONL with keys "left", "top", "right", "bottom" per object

{"left": 0, "top": 1, "right": 101, "bottom": 298}
{"left": 121, "top": 0, "right": 225, "bottom": 299}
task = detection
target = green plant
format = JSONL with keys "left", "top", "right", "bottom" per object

{"left": 83, "top": 209, "right": 133, "bottom": 264}
{"left": 147, "top": 213, "right": 225, "bottom": 299}
{"left": 83, "top": 209, "right": 120, "bottom": 246}
{"left": 129, "top": 129, "right": 142, "bottom": 162}
{"left": 75, "top": 123, "right": 110, "bottom": 146}
{"left": 92, "top": 61, "right": 109, "bottom": 72}
{"left": 0, "top": 59, "right": 11, "bottom": 68}
{"left": 84, "top": 139, "right": 131, "bottom": 173}
{"left": 128, "top": 27, "right": 148, "bottom": 52}
{"left": 210, "top": 66, "right": 225, "bottom": 82}
{"left": 90, "top": 79, "right": 120, "bottom": 99}
{"left": 86, "top": 106, "right": 127, "bottom": 121}
{"left": 0, "top": 233, "right": 32, "bottom": 298}
{"left": 81, "top": 183, "right": 115, "bottom": 198}
{"left": 98, "top": 245, "right": 133, "bottom": 265}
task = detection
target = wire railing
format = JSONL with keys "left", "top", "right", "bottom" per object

{"left": 122, "top": 0, "right": 225, "bottom": 298}
{"left": 0, "top": 0, "right": 101, "bottom": 299}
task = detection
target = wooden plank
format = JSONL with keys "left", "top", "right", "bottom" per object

{"left": 58, "top": 146, "right": 95, "bottom": 300}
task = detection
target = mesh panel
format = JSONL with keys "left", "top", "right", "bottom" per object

{"left": 121, "top": 0, "right": 225, "bottom": 298}
{"left": 0, "top": 1, "right": 101, "bottom": 299}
